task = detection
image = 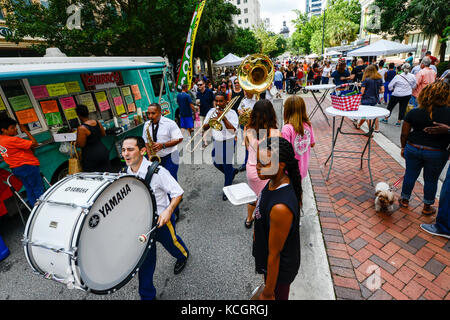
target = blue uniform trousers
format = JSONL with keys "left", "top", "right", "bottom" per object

{"left": 138, "top": 213, "right": 189, "bottom": 300}
{"left": 160, "top": 151, "right": 180, "bottom": 216}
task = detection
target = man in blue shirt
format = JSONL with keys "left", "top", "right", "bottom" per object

{"left": 196, "top": 80, "right": 215, "bottom": 123}
{"left": 177, "top": 84, "right": 195, "bottom": 135}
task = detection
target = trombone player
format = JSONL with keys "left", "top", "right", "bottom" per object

{"left": 203, "top": 92, "right": 239, "bottom": 201}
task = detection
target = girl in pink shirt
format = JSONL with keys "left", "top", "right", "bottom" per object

{"left": 281, "top": 96, "right": 315, "bottom": 181}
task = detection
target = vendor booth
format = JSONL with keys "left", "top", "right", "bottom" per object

{"left": 0, "top": 55, "right": 179, "bottom": 185}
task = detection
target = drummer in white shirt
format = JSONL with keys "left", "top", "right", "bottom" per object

{"left": 203, "top": 92, "right": 239, "bottom": 201}
{"left": 143, "top": 103, "right": 184, "bottom": 219}
{"left": 121, "top": 136, "right": 189, "bottom": 300}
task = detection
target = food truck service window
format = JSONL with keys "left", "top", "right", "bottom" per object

{"left": 0, "top": 80, "right": 45, "bottom": 133}
{"left": 150, "top": 74, "right": 166, "bottom": 97}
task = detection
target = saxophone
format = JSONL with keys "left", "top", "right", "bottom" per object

{"left": 146, "top": 123, "right": 161, "bottom": 163}
{"left": 238, "top": 108, "right": 252, "bottom": 127}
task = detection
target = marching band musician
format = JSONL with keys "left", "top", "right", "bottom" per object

{"left": 237, "top": 90, "right": 257, "bottom": 172}
{"left": 121, "top": 136, "right": 189, "bottom": 300}
{"left": 202, "top": 92, "right": 239, "bottom": 201}
{"left": 143, "top": 103, "right": 184, "bottom": 220}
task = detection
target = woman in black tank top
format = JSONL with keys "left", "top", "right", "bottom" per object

{"left": 252, "top": 137, "right": 301, "bottom": 300}
{"left": 75, "top": 104, "right": 111, "bottom": 172}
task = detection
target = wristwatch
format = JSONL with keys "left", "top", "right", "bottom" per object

{"left": 162, "top": 143, "right": 166, "bottom": 149}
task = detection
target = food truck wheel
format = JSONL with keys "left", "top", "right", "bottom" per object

{"left": 51, "top": 162, "right": 69, "bottom": 184}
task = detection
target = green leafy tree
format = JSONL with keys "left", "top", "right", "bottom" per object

{"left": 0, "top": 0, "right": 240, "bottom": 73}
{"left": 224, "top": 27, "right": 261, "bottom": 58}
{"left": 369, "top": 0, "right": 450, "bottom": 62}
{"left": 290, "top": 0, "right": 360, "bottom": 55}
{"left": 252, "top": 24, "right": 287, "bottom": 58}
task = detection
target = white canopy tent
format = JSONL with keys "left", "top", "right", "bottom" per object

{"left": 213, "top": 53, "right": 243, "bottom": 67}
{"left": 324, "top": 50, "right": 342, "bottom": 56}
{"left": 346, "top": 39, "right": 416, "bottom": 57}
{"left": 306, "top": 53, "right": 319, "bottom": 59}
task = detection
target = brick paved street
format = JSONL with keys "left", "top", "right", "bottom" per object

{"left": 303, "top": 95, "right": 450, "bottom": 300}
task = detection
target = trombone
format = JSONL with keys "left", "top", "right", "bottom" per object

{"left": 185, "top": 96, "right": 239, "bottom": 153}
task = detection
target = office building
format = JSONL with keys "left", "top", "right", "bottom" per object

{"left": 227, "top": 0, "right": 261, "bottom": 28}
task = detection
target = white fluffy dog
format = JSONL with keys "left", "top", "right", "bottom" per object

{"left": 375, "top": 182, "right": 395, "bottom": 213}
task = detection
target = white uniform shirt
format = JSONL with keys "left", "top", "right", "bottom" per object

{"left": 237, "top": 97, "right": 257, "bottom": 112}
{"left": 142, "top": 116, "right": 183, "bottom": 157}
{"left": 204, "top": 107, "right": 238, "bottom": 141}
{"left": 127, "top": 157, "right": 184, "bottom": 216}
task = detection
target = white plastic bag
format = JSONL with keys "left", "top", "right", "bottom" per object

{"left": 59, "top": 141, "right": 71, "bottom": 155}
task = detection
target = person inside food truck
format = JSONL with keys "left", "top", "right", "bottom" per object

{"left": 0, "top": 117, "right": 44, "bottom": 207}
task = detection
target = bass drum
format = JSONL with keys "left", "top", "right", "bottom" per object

{"left": 23, "top": 173, "right": 158, "bottom": 294}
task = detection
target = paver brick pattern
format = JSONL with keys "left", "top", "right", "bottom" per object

{"left": 302, "top": 96, "right": 449, "bottom": 300}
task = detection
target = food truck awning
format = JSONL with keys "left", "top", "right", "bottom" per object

{"left": 0, "top": 61, "right": 162, "bottom": 81}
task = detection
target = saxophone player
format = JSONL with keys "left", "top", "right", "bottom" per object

{"left": 143, "top": 103, "right": 184, "bottom": 220}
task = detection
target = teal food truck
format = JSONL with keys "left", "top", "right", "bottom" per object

{"left": 0, "top": 54, "right": 180, "bottom": 185}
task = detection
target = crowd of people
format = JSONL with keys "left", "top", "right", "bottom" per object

{"left": 0, "top": 50, "right": 448, "bottom": 301}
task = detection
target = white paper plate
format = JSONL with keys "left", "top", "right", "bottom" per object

{"left": 223, "top": 183, "right": 257, "bottom": 205}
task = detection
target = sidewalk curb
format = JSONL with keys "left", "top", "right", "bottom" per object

{"left": 289, "top": 173, "right": 336, "bottom": 300}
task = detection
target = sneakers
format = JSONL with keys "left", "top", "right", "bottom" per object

{"left": 395, "top": 122, "right": 401, "bottom": 127}
{"left": 380, "top": 119, "right": 388, "bottom": 124}
{"left": 420, "top": 224, "right": 450, "bottom": 239}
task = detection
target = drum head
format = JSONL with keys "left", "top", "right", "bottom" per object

{"left": 76, "top": 176, "right": 156, "bottom": 293}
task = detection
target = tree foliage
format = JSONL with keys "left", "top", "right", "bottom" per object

{"left": 252, "top": 24, "right": 287, "bottom": 58}
{"left": 290, "top": 0, "right": 361, "bottom": 54}
{"left": 221, "top": 27, "right": 260, "bottom": 58}
{"left": 368, "top": 0, "right": 450, "bottom": 61}
{"left": 0, "top": 0, "right": 239, "bottom": 68}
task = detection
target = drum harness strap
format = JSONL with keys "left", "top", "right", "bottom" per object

{"left": 119, "top": 161, "right": 160, "bottom": 185}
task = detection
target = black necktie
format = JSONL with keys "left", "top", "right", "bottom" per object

{"left": 152, "top": 122, "right": 159, "bottom": 142}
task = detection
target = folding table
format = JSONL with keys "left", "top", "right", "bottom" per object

{"left": 324, "top": 105, "right": 390, "bottom": 186}
{"left": 305, "top": 84, "right": 336, "bottom": 126}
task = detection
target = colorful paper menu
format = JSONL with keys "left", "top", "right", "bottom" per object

{"left": 59, "top": 96, "right": 77, "bottom": 110}
{"left": 78, "top": 93, "right": 96, "bottom": 113}
{"left": 45, "top": 112, "right": 63, "bottom": 126}
{"left": 110, "top": 87, "right": 120, "bottom": 98}
{"left": 8, "top": 95, "right": 33, "bottom": 111}
{"left": 127, "top": 102, "right": 136, "bottom": 113}
{"left": 40, "top": 100, "right": 59, "bottom": 114}
{"left": 95, "top": 92, "right": 110, "bottom": 111}
{"left": 116, "top": 105, "right": 126, "bottom": 115}
{"left": 15, "top": 108, "right": 39, "bottom": 124}
{"left": 0, "top": 96, "right": 5, "bottom": 111}
{"left": 113, "top": 96, "right": 123, "bottom": 107}
{"left": 64, "top": 108, "right": 78, "bottom": 120}
{"left": 31, "top": 85, "right": 49, "bottom": 99}
{"left": 65, "top": 81, "right": 81, "bottom": 94}
{"left": 46, "top": 83, "right": 68, "bottom": 96}
{"left": 131, "top": 85, "right": 141, "bottom": 100}
{"left": 124, "top": 95, "right": 134, "bottom": 105}
{"left": 121, "top": 87, "right": 131, "bottom": 96}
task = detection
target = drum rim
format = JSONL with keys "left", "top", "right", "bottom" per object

{"left": 23, "top": 174, "right": 77, "bottom": 275}
{"left": 72, "top": 174, "right": 158, "bottom": 295}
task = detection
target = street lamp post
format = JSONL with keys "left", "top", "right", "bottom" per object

{"left": 322, "top": 9, "right": 326, "bottom": 56}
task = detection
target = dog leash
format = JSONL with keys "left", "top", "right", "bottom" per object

{"left": 390, "top": 176, "right": 404, "bottom": 192}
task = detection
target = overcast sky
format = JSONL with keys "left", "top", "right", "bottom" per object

{"left": 260, "top": 0, "right": 307, "bottom": 36}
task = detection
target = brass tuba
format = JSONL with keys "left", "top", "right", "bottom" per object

{"left": 236, "top": 54, "right": 275, "bottom": 126}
